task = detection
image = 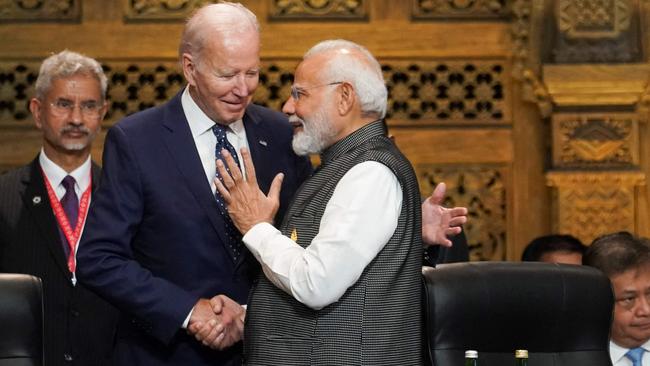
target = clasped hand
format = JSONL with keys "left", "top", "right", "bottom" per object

{"left": 187, "top": 295, "right": 245, "bottom": 350}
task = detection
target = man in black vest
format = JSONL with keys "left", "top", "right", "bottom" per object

{"left": 210, "top": 39, "right": 464, "bottom": 365}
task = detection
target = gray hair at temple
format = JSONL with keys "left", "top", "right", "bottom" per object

{"left": 34, "top": 50, "right": 107, "bottom": 101}
{"left": 583, "top": 231, "right": 650, "bottom": 277}
{"left": 178, "top": 1, "right": 260, "bottom": 64}
{"left": 304, "top": 39, "right": 387, "bottom": 119}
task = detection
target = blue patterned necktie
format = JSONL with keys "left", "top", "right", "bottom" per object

{"left": 212, "top": 124, "right": 243, "bottom": 261}
{"left": 626, "top": 347, "right": 646, "bottom": 366}
{"left": 58, "top": 175, "right": 78, "bottom": 257}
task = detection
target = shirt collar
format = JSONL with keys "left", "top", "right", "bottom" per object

{"left": 38, "top": 148, "right": 92, "bottom": 191}
{"left": 181, "top": 86, "right": 244, "bottom": 137}
{"left": 610, "top": 339, "right": 650, "bottom": 364}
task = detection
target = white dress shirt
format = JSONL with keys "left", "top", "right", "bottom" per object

{"left": 181, "top": 86, "right": 249, "bottom": 194}
{"left": 39, "top": 148, "right": 92, "bottom": 200}
{"left": 611, "top": 339, "right": 650, "bottom": 366}
{"left": 243, "top": 160, "right": 403, "bottom": 310}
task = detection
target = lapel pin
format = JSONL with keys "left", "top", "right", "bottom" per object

{"left": 290, "top": 228, "right": 298, "bottom": 242}
{"left": 32, "top": 196, "right": 42, "bottom": 205}
{"left": 259, "top": 140, "right": 268, "bottom": 146}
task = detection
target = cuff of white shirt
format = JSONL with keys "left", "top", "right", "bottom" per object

{"left": 243, "top": 222, "right": 279, "bottom": 254}
{"left": 182, "top": 307, "right": 194, "bottom": 329}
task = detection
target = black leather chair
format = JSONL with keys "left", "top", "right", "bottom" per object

{"left": 422, "top": 262, "right": 614, "bottom": 366}
{"left": 0, "top": 274, "right": 43, "bottom": 366}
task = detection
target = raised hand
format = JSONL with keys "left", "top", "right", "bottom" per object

{"left": 421, "top": 182, "right": 468, "bottom": 247}
{"left": 214, "top": 147, "right": 284, "bottom": 234}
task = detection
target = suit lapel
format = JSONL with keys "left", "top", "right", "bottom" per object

{"left": 242, "top": 108, "right": 274, "bottom": 191}
{"left": 20, "top": 158, "right": 71, "bottom": 277}
{"left": 160, "top": 93, "right": 235, "bottom": 256}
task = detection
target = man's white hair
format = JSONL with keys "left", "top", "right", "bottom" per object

{"left": 34, "top": 50, "right": 107, "bottom": 100}
{"left": 178, "top": 1, "right": 260, "bottom": 64}
{"left": 304, "top": 39, "right": 387, "bottom": 119}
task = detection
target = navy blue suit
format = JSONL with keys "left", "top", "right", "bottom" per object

{"left": 77, "top": 92, "right": 311, "bottom": 366}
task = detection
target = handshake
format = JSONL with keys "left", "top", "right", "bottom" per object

{"left": 187, "top": 295, "right": 245, "bottom": 350}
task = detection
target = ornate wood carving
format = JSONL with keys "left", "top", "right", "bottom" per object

{"left": 547, "top": 171, "right": 646, "bottom": 244}
{"left": 268, "top": 0, "right": 367, "bottom": 20}
{"left": 383, "top": 60, "right": 508, "bottom": 125}
{"left": 552, "top": 113, "right": 639, "bottom": 168}
{"left": 0, "top": 58, "right": 508, "bottom": 126}
{"left": 0, "top": 0, "right": 79, "bottom": 21}
{"left": 553, "top": 0, "right": 641, "bottom": 63}
{"left": 412, "top": 0, "right": 509, "bottom": 19}
{"left": 419, "top": 165, "right": 508, "bottom": 261}
{"left": 124, "top": 0, "right": 211, "bottom": 21}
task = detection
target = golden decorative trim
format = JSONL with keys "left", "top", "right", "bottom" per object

{"left": 0, "top": 0, "right": 79, "bottom": 21}
{"left": 268, "top": 0, "right": 367, "bottom": 20}
{"left": 412, "top": 0, "right": 509, "bottom": 19}
{"left": 124, "top": 0, "right": 211, "bottom": 21}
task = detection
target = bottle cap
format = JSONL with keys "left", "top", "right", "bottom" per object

{"left": 515, "top": 349, "right": 529, "bottom": 358}
{"left": 465, "top": 350, "right": 478, "bottom": 358}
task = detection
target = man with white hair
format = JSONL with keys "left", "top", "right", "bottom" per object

{"left": 215, "top": 39, "right": 425, "bottom": 365}
{"left": 77, "top": 3, "right": 312, "bottom": 366}
{"left": 0, "top": 50, "right": 117, "bottom": 366}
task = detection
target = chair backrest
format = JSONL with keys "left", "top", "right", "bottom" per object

{"left": 422, "top": 262, "right": 614, "bottom": 366}
{"left": 0, "top": 274, "right": 43, "bottom": 366}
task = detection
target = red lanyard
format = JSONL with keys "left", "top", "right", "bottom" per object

{"left": 41, "top": 169, "right": 92, "bottom": 276}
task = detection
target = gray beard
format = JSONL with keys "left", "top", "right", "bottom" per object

{"left": 290, "top": 110, "right": 335, "bottom": 156}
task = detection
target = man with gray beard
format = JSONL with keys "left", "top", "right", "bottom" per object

{"left": 0, "top": 50, "right": 117, "bottom": 366}
{"left": 213, "top": 39, "right": 438, "bottom": 365}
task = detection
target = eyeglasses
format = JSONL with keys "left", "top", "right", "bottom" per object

{"left": 49, "top": 99, "right": 103, "bottom": 119}
{"left": 290, "top": 82, "right": 342, "bottom": 101}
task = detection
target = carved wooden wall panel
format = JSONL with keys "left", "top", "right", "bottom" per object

{"left": 412, "top": 0, "right": 510, "bottom": 19}
{"left": 552, "top": 113, "right": 640, "bottom": 168}
{"left": 0, "top": 0, "right": 80, "bottom": 21}
{"left": 124, "top": 0, "right": 212, "bottom": 21}
{"left": 553, "top": 0, "right": 641, "bottom": 63}
{"left": 547, "top": 172, "right": 646, "bottom": 244}
{"left": 0, "top": 58, "right": 509, "bottom": 127}
{"left": 419, "top": 165, "right": 508, "bottom": 261}
{"left": 269, "top": 0, "right": 367, "bottom": 20}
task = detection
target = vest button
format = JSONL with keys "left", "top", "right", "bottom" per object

{"left": 64, "top": 353, "right": 73, "bottom": 362}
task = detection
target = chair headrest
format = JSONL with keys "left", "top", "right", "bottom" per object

{"left": 422, "top": 262, "right": 614, "bottom": 366}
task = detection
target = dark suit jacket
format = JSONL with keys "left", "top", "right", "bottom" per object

{"left": 424, "top": 230, "right": 469, "bottom": 266}
{"left": 77, "top": 92, "right": 312, "bottom": 366}
{"left": 0, "top": 157, "right": 118, "bottom": 366}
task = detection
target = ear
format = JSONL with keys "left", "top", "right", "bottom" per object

{"left": 29, "top": 98, "right": 43, "bottom": 130}
{"left": 181, "top": 53, "right": 197, "bottom": 86}
{"left": 336, "top": 82, "right": 355, "bottom": 116}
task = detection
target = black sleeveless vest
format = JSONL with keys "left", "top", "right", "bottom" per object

{"left": 244, "top": 120, "right": 423, "bottom": 366}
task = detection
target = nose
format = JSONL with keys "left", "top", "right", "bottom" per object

{"left": 636, "top": 296, "right": 650, "bottom": 317}
{"left": 232, "top": 74, "right": 251, "bottom": 97}
{"left": 282, "top": 95, "right": 296, "bottom": 115}
{"left": 69, "top": 104, "right": 83, "bottom": 124}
